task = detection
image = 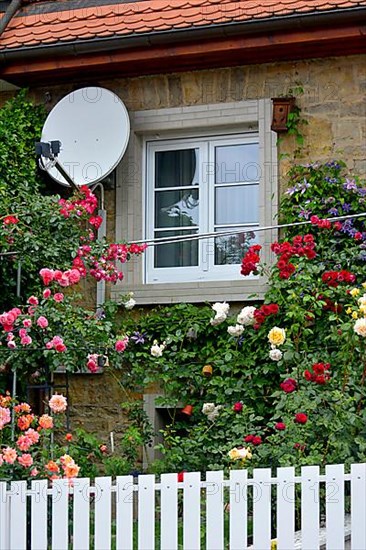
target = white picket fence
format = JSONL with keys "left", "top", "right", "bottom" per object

{"left": 0, "top": 463, "right": 365, "bottom": 549}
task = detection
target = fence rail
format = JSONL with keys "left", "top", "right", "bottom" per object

{"left": 0, "top": 463, "right": 365, "bottom": 549}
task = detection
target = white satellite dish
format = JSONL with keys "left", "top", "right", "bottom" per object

{"left": 39, "top": 87, "right": 130, "bottom": 187}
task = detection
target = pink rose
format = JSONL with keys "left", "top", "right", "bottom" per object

{"left": 31, "top": 468, "right": 39, "bottom": 477}
{"left": 23, "top": 319, "right": 32, "bottom": 328}
{"left": 54, "top": 293, "right": 64, "bottom": 303}
{"left": 43, "top": 289, "right": 51, "bottom": 299}
{"left": 27, "top": 296, "right": 39, "bottom": 306}
{"left": 233, "top": 402, "right": 243, "bottom": 413}
{"left": 7, "top": 341, "right": 16, "bottom": 349}
{"left": 36, "top": 316, "right": 49, "bottom": 329}
{"left": 67, "top": 269, "right": 81, "bottom": 285}
{"left": 53, "top": 270, "right": 63, "bottom": 282}
{"left": 19, "top": 328, "right": 27, "bottom": 338}
{"left": 18, "top": 454, "right": 33, "bottom": 468}
{"left": 21, "top": 335, "right": 32, "bottom": 346}
{"left": 115, "top": 337, "right": 129, "bottom": 353}
{"left": 39, "top": 268, "right": 54, "bottom": 286}
{"left": 49, "top": 394, "right": 67, "bottom": 413}
{"left": 3, "top": 447, "right": 17, "bottom": 464}
{"left": 58, "top": 274, "right": 70, "bottom": 287}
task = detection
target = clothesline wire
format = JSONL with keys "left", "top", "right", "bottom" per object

{"left": 130, "top": 212, "right": 366, "bottom": 247}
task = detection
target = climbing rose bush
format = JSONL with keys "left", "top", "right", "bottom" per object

{"left": 114, "top": 161, "right": 366, "bottom": 473}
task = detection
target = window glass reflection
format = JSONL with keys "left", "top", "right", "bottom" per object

{"left": 155, "top": 149, "right": 198, "bottom": 188}
{"left": 215, "top": 144, "right": 259, "bottom": 184}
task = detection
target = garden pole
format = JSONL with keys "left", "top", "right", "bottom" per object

{"left": 11, "top": 261, "right": 21, "bottom": 441}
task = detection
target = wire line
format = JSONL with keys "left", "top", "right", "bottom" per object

{"left": 130, "top": 212, "right": 366, "bottom": 247}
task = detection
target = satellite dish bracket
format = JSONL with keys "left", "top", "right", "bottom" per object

{"left": 35, "top": 140, "right": 79, "bottom": 190}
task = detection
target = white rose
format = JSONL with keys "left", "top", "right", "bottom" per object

{"left": 227, "top": 324, "right": 244, "bottom": 337}
{"left": 202, "top": 403, "right": 216, "bottom": 415}
{"left": 124, "top": 298, "right": 136, "bottom": 310}
{"left": 210, "top": 313, "right": 227, "bottom": 326}
{"left": 354, "top": 317, "right": 366, "bottom": 337}
{"left": 237, "top": 306, "right": 256, "bottom": 326}
{"left": 212, "top": 302, "right": 230, "bottom": 316}
{"left": 150, "top": 340, "right": 165, "bottom": 357}
{"left": 269, "top": 348, "right": 283, "bottom": 361}
{"left": 207, "top": 405, "right": 222, "bottom": 422}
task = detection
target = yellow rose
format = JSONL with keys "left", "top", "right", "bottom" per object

{"left": 268, "top": 327, "right": 286, "bottom": 347}
{"left": 228, "top": 448, "right": 241, "bottom": 460}
{"left": 360, "top": 305, "right": 366, "bottom": 314}
{"left": 350, "top": 288, "right": 360, "bottom": 297}
{"left": 362, "top": 283, "right": 366, "bottom": 289}
{"left": 352, "top": 311, "right": 359, "bottom": 319}
{"left": 346, "top": 307, "right": 353, "bottom": 315}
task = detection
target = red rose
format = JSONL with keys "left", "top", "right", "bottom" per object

{"left": 268, "top": 304, "right": 279, "bottom": 315}
{"left": 355, "top": 232, "right": 363, "bottom": 241}
{"left": 233, "top": 402, "right": 243, "bottom": 413}
{"left": 244, "top": 435, "right": 254, "bottom": 443}
{"left": 280, "top": 378, "right": 297, "bottom": 393}
{"left": 294, "top": 413, "right": 308, "bottom": 424}
{"left": 312, "top": 363, "right": 325, "bottom": 375}
{"left": 275, "top": 422, "right": 286, "bottom": 431}
{"left": 304, "top": 370, "right": 313, "bottom": 381}
{"left": 252, "top": 436, "right": 262, "bottom": 446}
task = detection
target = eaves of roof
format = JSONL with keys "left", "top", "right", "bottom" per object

{"left": 0, "top": 3, "right": 365, "bottom": 86}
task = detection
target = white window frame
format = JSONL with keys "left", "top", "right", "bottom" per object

{"left": 145, "top": 133, "right": 260, "bottom": 283}
{"left": 113, "top": 99, "right": 277, "bottom": 304}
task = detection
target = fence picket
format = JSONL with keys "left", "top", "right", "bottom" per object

{"left": 116, "top": 475, "right": 134, "bottom": 550}
{"left": 277, "top": 466, "right": 295, "bottom": 550}
{"left": 51, "top": 479, "right": 69, "bottom": 550}
{"left": 31, "top": 479, "right": 48, "bottom": 550}
{"left": 326, "top": 464, "right": 345, "bottom": 550}
{"left": 351, "top": 463, "right": 366, "bottom": 550}
{"left": 0, "top": 482, "right": 9, "bottom": 550}
{"left": 301, "top": 465, "right": 320, "bottom": 550}
{"left": 138, "top": 474, "right": 155, "bottom": 550}
{"left": 94, "top": 476, "right": 112, "bottom": 550}
{"left": 161, "top": 473, "right": 178, "bottom": 550}
{"left": 73, "top": 478, "right": 90, "bottom": 550}
{"left": 2, "top": 463, "right": 366, "bottom": 549}
{"left": 229, "top": 469, "right": 248, "bottom": 550}
{"left": 206, "top": 470, "right": 224, "bottom": 550}
{"left": 253, "top": 468, "right": 271, "bottom": 550}
{"left": 183, "top": 472, "right": 201, "bottom": 549}
{"left": 9, "top": 480, "right": 26, "bottom": 550}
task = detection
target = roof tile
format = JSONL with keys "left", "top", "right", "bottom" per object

{"left": 0, "top": 0, "right": 364, "bottom": 51}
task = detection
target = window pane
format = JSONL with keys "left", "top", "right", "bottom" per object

{"left": 155, "top": 189, "right": 199, "bottom": 228}
{"left": 215, "top": 184, "right": 258, "bottom": 225}
{"left": 215, "top": 228, "right": 257, "bottom": 265}
{"left": 215, "top": 143, "right": 259, "bottom": 184}
{"left": 155, "top": 149, "right": 198, "bottom": 188}
{"left": 154, "top": 230, "right": 198, "bottom": 268}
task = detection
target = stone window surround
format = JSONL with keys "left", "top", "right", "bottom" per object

{"left": 112, "top": 99, "right": 278, "bottom": 305}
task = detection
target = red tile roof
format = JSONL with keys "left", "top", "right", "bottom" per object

{"left": 0, "top": 0, "right": 364, "bottom": 51}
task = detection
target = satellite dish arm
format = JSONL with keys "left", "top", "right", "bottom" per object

{"left": 35, "top": 141, "right": 79, "bottom": 191}
{"left": 52, "top": 160, "right": 79, "bottom": 191}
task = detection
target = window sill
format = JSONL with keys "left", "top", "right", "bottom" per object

{"left": 110, "top": 279, "right": 268, "bottom": 305}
